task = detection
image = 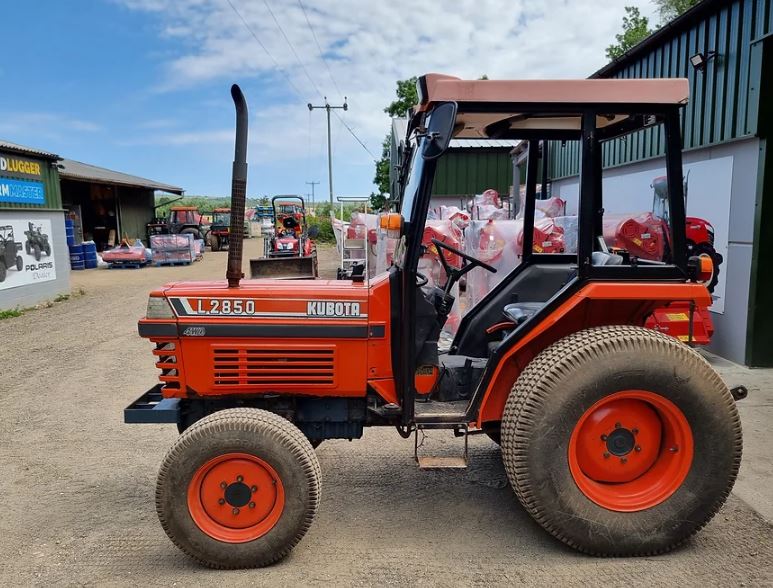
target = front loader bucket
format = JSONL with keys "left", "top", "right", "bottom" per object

{"left": 249, "top": 255, "right": 316, "bottom": 279}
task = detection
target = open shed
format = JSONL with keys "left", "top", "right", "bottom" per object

{"left": 58, "top": 159, "right": 183, "bottom": 250}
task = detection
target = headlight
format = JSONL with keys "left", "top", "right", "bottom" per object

{"left": 146, "top": 296, "right": 175, "bottom": 319}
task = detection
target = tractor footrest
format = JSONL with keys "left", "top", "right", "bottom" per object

{"left": 417, "top": 456, "right": 468, "bottom": 470}
{"left": 414, "top": 423, "right": 469, "bottom": 469}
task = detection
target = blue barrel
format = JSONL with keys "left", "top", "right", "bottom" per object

{"left": 82, "top": 241, "right": 98, "bottom": 269}
{"left": 69, "top": 244, "right": 85, "bottom": 270}
{"left": 65, "top": 219, "right": 76, "bottom": 246}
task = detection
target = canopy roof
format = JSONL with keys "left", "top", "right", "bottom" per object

{"left": 417, "top": 74, "right": 689, "bottom": 140}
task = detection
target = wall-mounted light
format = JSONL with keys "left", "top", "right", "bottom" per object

{"left": 690, "top": 50, "right": 717, "bottom": 72}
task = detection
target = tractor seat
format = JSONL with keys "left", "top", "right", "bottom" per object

{"left": 502, "top": 301, "right": 545, "bottom": 325}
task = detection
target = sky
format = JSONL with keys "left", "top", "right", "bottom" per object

{"left": 0, "top": 0, "right": 658, "bottom": 200}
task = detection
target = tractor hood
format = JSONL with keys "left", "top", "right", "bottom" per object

{"left": 150, "top": 279, "right": 370, "bottom": 322}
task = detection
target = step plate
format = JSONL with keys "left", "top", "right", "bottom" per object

{"left": 417, "top": 456, "right": 468, "bottom": 470}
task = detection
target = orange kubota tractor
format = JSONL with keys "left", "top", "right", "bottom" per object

{"left": 126, "top": 79, "right": 744, "bottom": 568}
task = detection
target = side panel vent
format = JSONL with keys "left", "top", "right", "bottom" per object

{"left": 212, "top": 345, "right": 336, "bottom": 388}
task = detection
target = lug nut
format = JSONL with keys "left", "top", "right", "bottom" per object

{"left": 614, "top": 422, "right": 621, "bottom": 429}
{"left": 249, "top": 502, "right": 256, "bottom": 509}
{"left": 251, "top": 485, "right": 258, "bottom": 493}
{"left": 603, "top": 452, "right": 610, "bottom": 459}
{"left": 600, "top": 434, "right": 607, "bottom": 441}
{"left": 220, "top": 482, "right": 227, "bottom": 489}
{"left": 218, "top": 498, "right": 225, "bottom": 505}
{"left": 670, "top": 446, "right": 679, "bottom": 453}
{"left": 635, "top": 445, "right": 641, "bottom": 452}
{"left": 632, "top": 428, "right": 639, "bottom": 435}
{"left": 621, "top": 457, "right": 628, "bottom": 464}
{"left": 236, "top": 475, "right": 244, "bottom": 483}
{"left": 232, "top": 507, "right": 240, "bottom": 515}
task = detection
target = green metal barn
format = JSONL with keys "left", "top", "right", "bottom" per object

{"left": 546, "top": 0, "right": 773, "bottom": 367}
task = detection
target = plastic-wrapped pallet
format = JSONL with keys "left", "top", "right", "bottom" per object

{"left": 151, "top": 233, "right": 195, "bottom": 264}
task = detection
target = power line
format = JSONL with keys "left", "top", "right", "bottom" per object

{"left": 223, "top": 0, "right": 305, "bottom": 99}
{"left": 333, "top": 110, "right": 378, "bottom": 161}
{"left": 297, "top": 0, "right": 343, "bottom": 100}
{"left": 227, "top": 0, "right": 377, "bottom": 163}
{"left": 262, "top": 0, "right": 324, "bottom": 100}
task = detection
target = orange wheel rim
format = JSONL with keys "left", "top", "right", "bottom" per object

{"left": 187, "top": 452, "right": 285, "bottom": 543}
{"left": 568, "top": 390, "right": 693, "bottom": 512}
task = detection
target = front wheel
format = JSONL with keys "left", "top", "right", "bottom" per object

{"left": 16, "top": 256, "right": 23, "bottom": 271}
{"left": 33, "top": 244, "right": 41, "bottom": 261}
{"left": 44, "top": 243, "right": 51, "bottom": 256}
{"left": 209, "top": 234, "right": 220, "bottom": 252}
{"left": 156, "top": 408, "right": 321, "bottom": 568}
{"left": 501, "top": 326, "right": 742, "bottom": 556}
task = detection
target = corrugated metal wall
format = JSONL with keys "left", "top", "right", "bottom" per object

{"left": 550, "top": 0, "right": 772, "bottom": 180}
{"left": 433, "top": 149, "right": 512, "bottom": 196}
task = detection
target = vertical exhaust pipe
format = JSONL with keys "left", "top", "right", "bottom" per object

{"left": 227, "top": 84, "right": 248, "bottom": 288}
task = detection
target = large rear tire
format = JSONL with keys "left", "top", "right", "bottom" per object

{"left": 156, "top": 408, "right": 321, "bottom": 568}
{"left": 501, "top": 326, "right": 742, "bottom": 556}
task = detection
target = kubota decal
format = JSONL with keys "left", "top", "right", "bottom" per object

{"left": 307, "top": 301, "right": 361, "bottom": 317}
{"left": 168, "top": 297, "right": 367, "bottom": 319}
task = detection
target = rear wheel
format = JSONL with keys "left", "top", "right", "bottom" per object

{"left": 0, "top": 261, "right": 6, "bottom": 282}
{"left": 44, "top": 243, "right": 51, "bottom": 256}
{"left": 209, "top": 234, "right": 220, "bottom": 252}
{"left": 501, "top": 326, "right": 742, "bottom": 556}
{"left": 156, "top": 408, "right": 321, "bottom": 568}
{"left": 25, "top": 241, "right": 31, "bottom": 255}
{"left": 693, "top": 242, "right": 722, "bottom": 293}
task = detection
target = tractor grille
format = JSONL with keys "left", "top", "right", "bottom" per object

{"left": 153, "top": 341, "right": 180, "bottom": 390}
{"left": 213, "top": 346, "right": 336, "bottom": 388}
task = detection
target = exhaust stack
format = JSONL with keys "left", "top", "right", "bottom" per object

{"left": 227, "top": 84, "right": 249, "bottom": 288}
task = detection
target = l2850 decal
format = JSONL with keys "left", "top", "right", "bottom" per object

{"left": 168, "top": 297, "right": 367, "bottom": 319}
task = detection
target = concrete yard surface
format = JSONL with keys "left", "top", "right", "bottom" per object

{"left": 0, "top": 239, "right": 771, "bottom": 586}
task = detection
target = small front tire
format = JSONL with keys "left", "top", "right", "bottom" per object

{"left": 156, "top": 408, "right": 321, "bottom": 568}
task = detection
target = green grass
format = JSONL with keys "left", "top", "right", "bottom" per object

{"left": 0, "top": 288, "right": 85, "bottom": 320}
{"left": 0, "top": 308, "right": 23, "bottom": 320}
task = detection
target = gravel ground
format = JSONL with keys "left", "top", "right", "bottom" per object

{"left": 0, "top": 239, "right": 771, "bottom": 586}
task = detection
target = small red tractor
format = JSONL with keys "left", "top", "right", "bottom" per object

{"left": 208, "top": 207, "right": 231, "bottom": 252}
{"left": 127, "top": 78, "right": 744, "bottom": 568}
{"left": 250, "top": 195, "right": 318, "bottom": 279}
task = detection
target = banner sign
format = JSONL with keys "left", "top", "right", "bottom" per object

{"left": 0, "top": 178, "right": 46, "bottom": 205}
{"left": 0, "top": 218, "right": 57, "bottom": 290}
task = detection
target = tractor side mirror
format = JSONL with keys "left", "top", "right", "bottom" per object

{"left": 422, "top": 101, "right": 457, "bottom": 160}
{"left": 307, "top": 225, "right": 320, "bottom": 239}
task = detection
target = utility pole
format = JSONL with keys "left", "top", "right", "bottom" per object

{"left": 305, "top": 180, "right": 320, "bottom": 205}
{"left": 308, "top": 97, "right": 347, "bottom": 205}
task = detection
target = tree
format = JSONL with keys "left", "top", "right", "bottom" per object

{"left": 372, "top": 78, "right": 418, "bottom": 210}
{"left": 653, "top": 0, "right": 700, "bottom": 23}
{"left": 384, "top": 77, "right": 418, "bottom": 118}
{"left": 606, "top": 6, "right": 652, "bottom": 60}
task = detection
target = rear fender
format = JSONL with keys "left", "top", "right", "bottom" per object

{"left": 477, "top": 282, "right": 712, "bottom": 426}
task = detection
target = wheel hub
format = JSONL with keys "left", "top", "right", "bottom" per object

{"left": 187, "top": 452, "right": 285, "bottom": 543}
{"left": 605, "top": 427, "right": 635, "bottom": 456}
{"left": 568, "top": 390, "right": 694, "bottom": 512}
{"left": 224, "top": 481, "right": 252, "bottom": 508}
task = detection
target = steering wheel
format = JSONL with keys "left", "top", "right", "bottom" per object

{"left": 431, "top": 238, "right": 497, "bottom": 274}
{"left": 416, "top": 271, "right": 429, "bottom": 287}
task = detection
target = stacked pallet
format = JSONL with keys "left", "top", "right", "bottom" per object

{"left": 151, "top": 234, "right": 195, "bottom": 266}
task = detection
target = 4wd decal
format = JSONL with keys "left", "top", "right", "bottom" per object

{"left": 168, "top": 296, "right": 367, "bottom": 319}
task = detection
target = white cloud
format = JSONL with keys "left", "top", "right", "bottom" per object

{"left": 116, "top": 0, "right": 657, "bottom": 190}
{"left": 0, "top": 113, "right": 101, "bottom": 138}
